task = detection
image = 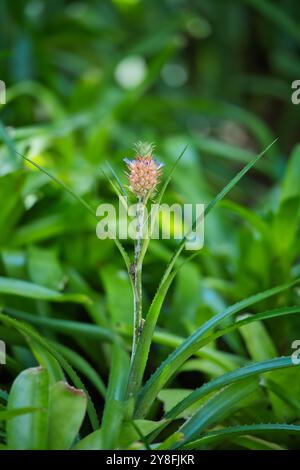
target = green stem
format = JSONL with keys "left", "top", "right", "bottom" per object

{"left": 131, "top": 197, "right": 145, "bottom": 365}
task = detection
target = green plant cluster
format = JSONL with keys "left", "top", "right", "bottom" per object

{"left": 0, "top": 0, "right": 300, "bottom": 451}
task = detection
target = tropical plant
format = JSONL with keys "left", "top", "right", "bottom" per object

{"left": 1, "top": 128, "right": 300, "bottom": 449}
{"left": 1, "top": 0, "right": 300, "bottom": 452}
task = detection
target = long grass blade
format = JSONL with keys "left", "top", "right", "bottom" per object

{"left": 128, "top": 139, "right": 277, "bottom": 400}
{"left": 0, "top": 312, "right": 99, "bottom": 430}
{"left": 183, "top": 423, "right": 300, "bottom": 449}
{"left": 0, "top": 122, "right": 131, "bottom": 271}
{"left": 135, "top": 279, "right": 298, "bottom": 417}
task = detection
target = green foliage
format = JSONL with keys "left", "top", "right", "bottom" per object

{"left": 5, "top": 367, "right": 87, "bottom": 450}
{"left": 7, "top": 367, "right": 49, "bottom": 450}
{"left": 47, "top": 381, "right": 87, "bottom": 450}
{"left": 1, "top": 0, "right": 300, "bottom": 452}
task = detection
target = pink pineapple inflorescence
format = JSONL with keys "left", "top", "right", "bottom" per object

{"left": 124, "top": 141, "right": 163, "bottom": 199}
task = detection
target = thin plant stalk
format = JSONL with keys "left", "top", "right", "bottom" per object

{"left": 123, "top": 141, "right": 163, "bottom": 373}
{"left": 131, "top": 197, "right": 145, "bottom": 363}
{"left": 126, "top": 139, "right": 277, "bottom": 401}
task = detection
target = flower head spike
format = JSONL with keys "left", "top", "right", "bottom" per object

{"left": 124, "top": 141, "right": 163, "bottom": 199}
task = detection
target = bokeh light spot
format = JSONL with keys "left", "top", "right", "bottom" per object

{"left": 115, "top": 56, "right": 146, "bottom": 89}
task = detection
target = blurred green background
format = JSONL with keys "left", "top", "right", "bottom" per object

{"left": 1, "top": 0, "right": 300, "bottom": 449}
